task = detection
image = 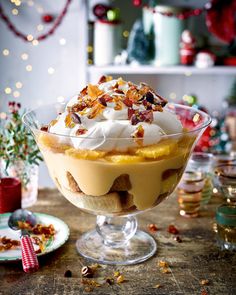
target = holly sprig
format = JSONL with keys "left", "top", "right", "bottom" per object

{"left": 0, "top": 102, "right": 43, "bottom": 185}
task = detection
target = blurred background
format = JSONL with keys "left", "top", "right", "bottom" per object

{"left": 0, "top": 0, "right": 235, "bottom": 188}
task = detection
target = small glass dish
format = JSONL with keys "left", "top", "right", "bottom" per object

{"left": 177, "top": 171, "right": 205, "bottom": 218}
{"left": 187, "top": 152, "right": 214, "bottom": 205}
{"left": 215, "top": 164, "right": 236, "bottom": 204}
{"left": 215, "top": 204, "right": 236, "bottom": 251}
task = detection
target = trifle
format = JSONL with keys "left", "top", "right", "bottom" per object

{"left": 23, "top": 76, "right": 211, "bottom": 264}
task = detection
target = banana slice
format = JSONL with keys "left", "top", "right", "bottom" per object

{"left": 135, "top": 140, "right": 177, "bottom": 159}
{"left": 65, "top": 148, "right": 106, "bottom": 160}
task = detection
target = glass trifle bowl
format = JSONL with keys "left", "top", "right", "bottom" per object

{"left": 23, "top": 77, "right": 211, "bottom": 265}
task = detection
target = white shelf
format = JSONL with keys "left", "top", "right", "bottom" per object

{"left": 88, "top": 65, "right": 236, "bottom": 75}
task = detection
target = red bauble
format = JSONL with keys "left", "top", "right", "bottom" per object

{"left": 93, "top": 4, "right": 110, "bottom": 19}
{"left": 42, "top": 14, "right": 54, "bottom": 23}
{"left": 133, "top": 0, "right": 142, "bottom": 7}
{"left": 205, "top": 0, "right": 236, "bottom": 44}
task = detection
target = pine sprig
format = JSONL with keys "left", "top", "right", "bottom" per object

{"left": 0, "top": 101, "right": 43, "bottom": 186}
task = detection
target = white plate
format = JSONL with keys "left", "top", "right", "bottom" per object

{"left": 0, "top": 212, "right": 70, "bottom": 262}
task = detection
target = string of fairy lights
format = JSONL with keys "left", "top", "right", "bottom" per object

{"left": 0, "top": 0, "right": 71, "bottom": 116}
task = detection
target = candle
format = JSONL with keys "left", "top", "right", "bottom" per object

{"left": 0, "top": 177, "right": 21, "bottom": 213}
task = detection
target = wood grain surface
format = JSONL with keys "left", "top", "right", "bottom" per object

{"left": 1, "top": 189, "right": 235, "bottom": 295}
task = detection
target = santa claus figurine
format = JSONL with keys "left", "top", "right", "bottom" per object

{"left": 179, "top": 30, "right": 196, "bottom": 65}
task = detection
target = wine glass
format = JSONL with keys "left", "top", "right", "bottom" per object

{"left": 23, "top": 103, "right": 211, "bottom": 265}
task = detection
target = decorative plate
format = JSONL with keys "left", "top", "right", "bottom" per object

{"left": 0, "top": 212, "right": 70, "bottom": 262}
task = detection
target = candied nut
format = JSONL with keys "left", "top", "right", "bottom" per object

{"left": 40, "top": 125, "right": 49, "bottom": 132}
{"left": 98, "top": 75, "right": 106, "bottom": 84}
{"left": 161, "top": 268, "right": 170, "bottom": 274}
{"left": 153, "top": 284, "right": 162, "bottom": 289}
{"left": 116, "top": 275, "right": 125, "bottom": 283}
{"left": 65, "top": 113, "right": 76, "bottom": 128}
{"left": 158, "top": 260, "right": 168, "bottom": 268}
{"left": 148, "top": 223, "right": 158, "bottom": 232}
{"left": 168, "top": 225, "right": 179, "bottom": 235}
{"left": 146, "top": 91, "right": 154, "bottom": 104}
{"left": 71, "top": 113, "right": 82, "bottom": 124}
{"left": 105, "top": 277, "right": 114, "bottom": 285}
{"left": 81, "top": 266, "right": 94, "bottom": 278}
{"left": 64, "top": 270, "right": 72, "bottom": 277}
{"left": 174, "top": 236, "right": 182, "bottom": 243}
{"left": 200, "top": 279, "right": 209, "bottom": 286}
{"left": 113, "top": 271, "right": 120, "bottom": 278}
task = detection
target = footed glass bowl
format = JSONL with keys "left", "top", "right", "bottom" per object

{"left": 23, "top": 103, "right": 211, "bottom": 265}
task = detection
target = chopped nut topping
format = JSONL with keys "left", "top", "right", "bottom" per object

{"left": 80, "top": 86, "right": 88, "bottom": 96}
{"left": 158, "top": 260, "right": 169, "bottom": 268}
{"left": 161, "top": 268, "right": 171, "bottom": 274}
{"left": 87, "top": 103, "right": 105, "bottom": 119}
{"left": 116, "top": 275, "right": 125, "bottom": 283}
{"left": 113, "top": 271, "right": 121, "bottom": 277}
{"left": 87, "top": 84, "right": 104, "bottom": 99}
{"left": 65, "top": 113, "right": 76, "bottom": 128}
{"left": 0, "top": 236, "right": 20, "bottom": 252}
{"left": 40, "top": 125, "right": 49, "bottom": 132}
{"left": 75, "top": 128, "right": 87, "bottom": 136}
{"left": 71, "top": 113, "right": 82, "bottom": 124}
{"left": 49, "top": 119, "right": 58, "bottom": 127}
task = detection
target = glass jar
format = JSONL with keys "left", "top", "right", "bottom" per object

{"left": 177, "top": 171, "right": 205, "bottom": 217}
{"left": 153, "top": 6, "right": 187, "bottom": 65}
{"left": 216, "top": 204, "right": 236, "bottom": 250}
{"left": 5, "top": 161, "right": 39, "bottom": 208}
{"left": 215, "top": 164, "right": 236, "bottom": 204}
{"left": 187, "top": 152, "right": 214, "bottom": 206}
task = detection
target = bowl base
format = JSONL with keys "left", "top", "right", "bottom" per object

{"left": 76, "top": 229, "right": 157, "bottom": 265}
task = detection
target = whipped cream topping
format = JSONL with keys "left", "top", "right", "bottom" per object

{"left": 48, "top": 77, "right": 182, "bottom": 151}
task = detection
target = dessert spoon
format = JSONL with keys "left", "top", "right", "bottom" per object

{"left": 8, "top": 209, "right": 39, "bottom": 273}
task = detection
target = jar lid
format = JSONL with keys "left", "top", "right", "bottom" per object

{"left": 216, "top": 204, "right": 236, "bottom": 227}
{"left": 155, "top": 5, "right": 189, "bottom": 14}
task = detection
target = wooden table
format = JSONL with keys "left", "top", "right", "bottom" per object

{"left": 1, "top": 189, "right": 236, "bottom": 295}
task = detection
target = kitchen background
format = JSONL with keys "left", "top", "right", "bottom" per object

{"left": 0, "top": 0, "right": 235, "bottom": 188}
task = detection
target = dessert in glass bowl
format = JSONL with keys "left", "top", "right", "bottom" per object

{"left": 23, "top": 76, "right": 211, "bottom": 264}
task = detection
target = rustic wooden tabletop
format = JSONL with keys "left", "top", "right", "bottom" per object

{"left": 1, "top": 189, "right": 235, "bottom": 295}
